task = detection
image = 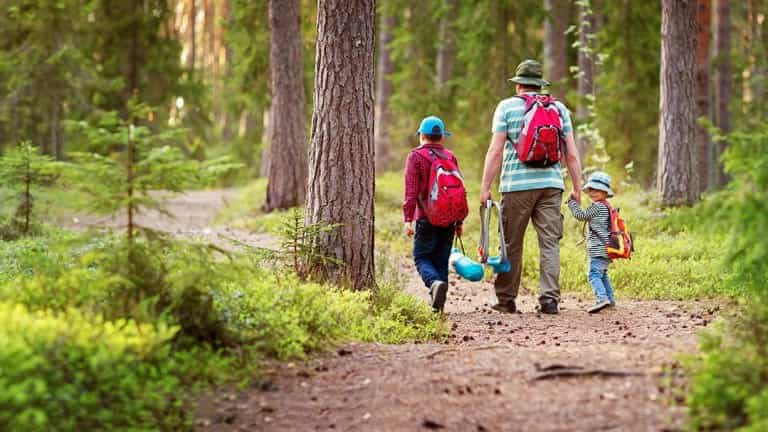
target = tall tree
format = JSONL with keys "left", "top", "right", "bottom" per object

{"left": 695, "top": 0, "right": 712, "bottom": 192}
{"left": 306, "top": 0, "right": 376, "bottom": 290}
{"left": 374, "top": 11, "right": 395, "bottom": 173}
{"left": 543, "top": 0, "right": 570, "bottom": 98}
{"left": 713, "top": 0, "right": 732, "bottom": 187}
{"left": 576, "top": 0, "right": 597, "bottom": 156}
{"left": 436, "top": 0, "right": 458, "bottom": 89}
{"left": 658, "top": 0, "right": 698, "bottom": 206}
{"left": 264, "top": 0, "right": 307, "bottom": 211}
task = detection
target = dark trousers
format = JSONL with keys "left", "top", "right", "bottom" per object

{"left": 413, "top": 220, "right": 455, "bottom": 288}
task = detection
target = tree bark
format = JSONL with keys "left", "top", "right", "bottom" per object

{"left": 713, "top": 0, "right": 731, "bottom": 187}
{"left": 543, "top": 0, "right": 569, "bottom": 98}
{"left": 306, "top": 0, "right": 376, "bottom": 290}
{"left": 374, "top": 11, "right": 395, "bottom": 173}
{"left": 576, "top": 0, "right": 596, "bottom": 156}
{"left": 189, "top": 0, "right": 196, "bottom": 70}
{"left": 436, "top": 0, "right": 458, "bottom": 88}
{"left": 695, "top": 0, "right": 712, "bottom": 192}
{"left": 264, "top": 0, "right": 307, "bottom": 211}
{"left": 260, "top": 108, "right": 271, "bottom": 178}
{"left": 658, "top": 0, "right": 699, "bottom": 206}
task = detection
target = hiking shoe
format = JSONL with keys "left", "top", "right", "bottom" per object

{"left": 429, "top": 280, "right": 448, "bottom": 312}
{"left": 491, "top": 302, "right": 517, "bottom": 314}
{"left": 540, "top": 301, "right": 559, "bottom": 315}
{"left": 588, "top": 300, "right": 612, "bottom": 314}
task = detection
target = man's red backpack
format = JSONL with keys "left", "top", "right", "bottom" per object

{"left": 601, "top": 201, "right": 634, "bottom": 260}
{"left": 513, "top": 94, "right": 565, "bottom": 167}
{"left": 415, "top": 147, "right": 468, "bottom": 228}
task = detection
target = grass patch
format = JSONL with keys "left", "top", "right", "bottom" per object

{"left": 228, "top": 175, "right": 731, "bottom": 301}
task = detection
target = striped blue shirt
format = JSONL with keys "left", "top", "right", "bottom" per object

{"left": 491, "top": 93, "right": 573, "bottom": 193}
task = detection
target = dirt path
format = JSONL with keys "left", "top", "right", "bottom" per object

{"left": 79, "top": 190, "right": 715, "bottom": 431}
{"left": 65, "top": 189, "right": 276, "bottom": 250}
{"left": 196, "top": 286, "right": 714, "bottom": 432}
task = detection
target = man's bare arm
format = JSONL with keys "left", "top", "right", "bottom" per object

{"left": 563, "top": 132, "right": 582, "bottom": 203}
{"left": 480, "top": 132, "right": 506, "bottom": 203}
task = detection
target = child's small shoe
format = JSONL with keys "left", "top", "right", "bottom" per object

{"left": 588, "top": 300, "right": 611, "bottom": 314}
{"left": 429, "top": 280, "right": 448, "bottom": 312}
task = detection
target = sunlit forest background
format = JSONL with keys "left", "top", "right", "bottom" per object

{"left": 2, "top": 0, "right": 764, "bottom": 184}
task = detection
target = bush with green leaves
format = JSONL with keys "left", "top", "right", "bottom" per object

{"left": 684, "top": 123, "right": 768, "bottom": 430}
{"left": 0, "top": 301, "right": 219, "bottom": 431}
{"left": 214, "top": 270, "right": 445, "bottom": 359}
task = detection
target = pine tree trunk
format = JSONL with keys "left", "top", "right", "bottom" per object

{"left": 695, "top": 0, "right": 712, "bottom": 192}
{"left": 260, "top": 108, "right": 271, "bottom": 178}
{"left": 264, "top": 0, "right": 307, "bottom": 211}
{"left": 713, "top": 0, "right": 732, "bottom": 187}
{"left": 306, "top": 0, "right": 376, "bottom": 290}
{"left": 576, "top": 0, "right": 596, "bottom": 156}
{"left": 189, "top": 0, "right": 196, "bottom": 70}
{"left": 435, "top": 0, "right": 457, "bottom": 88}
{"left": 543, "top": 0, "right": 569, "bottom": 98}
{"left": 374, "top": 11, "right": 395, "bottom": 173}
{"left": 658, "top": 0, "right": 699, "bottom": 206}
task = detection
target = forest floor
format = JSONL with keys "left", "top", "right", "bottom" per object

{"left": 75, "top": 190, "right": 718, "bottom": 432}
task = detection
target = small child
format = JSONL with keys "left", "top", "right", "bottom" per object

{"left": 567, "top": 171, "right": 616, "bottom": 313}
{"left": 403, "top": 116, "right": 463, "bottom": 312}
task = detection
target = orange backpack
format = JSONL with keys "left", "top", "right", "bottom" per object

{"left": 603, "top": 202, "right": 634, "bottom": 260}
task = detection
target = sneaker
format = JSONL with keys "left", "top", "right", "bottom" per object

{"left": 491, "top": 302, "right": 517, "bottom": 314}
{"left": 540, "top": 301, "right": 559, "bottom": 315}
{"left": 429, "top": 280, "right": 448, "bottom": 312}
{"left": 588, "top": 300, "right": 612, "bottom": 314}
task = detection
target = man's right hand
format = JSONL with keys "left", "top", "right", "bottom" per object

{"left": 480, "top": 189, "right": 492, "bottom": 205}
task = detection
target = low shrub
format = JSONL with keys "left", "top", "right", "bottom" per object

{"left": 215, "top": 271, "right": 445, "bottom": 359}
{"left": 685, "top": 299, "right": 768, "bottom": 431}
{"left": 0, "top": 302, "right": 210, "bottom": 431}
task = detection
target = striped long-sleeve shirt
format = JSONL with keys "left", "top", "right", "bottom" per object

{"left": 568, "top": 198, "right": 610, "bottom": 258}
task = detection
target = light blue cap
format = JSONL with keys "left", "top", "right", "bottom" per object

{"left": 416, "top": 116, "right": 451, "bottom": 136}
{"left": 583, "top": 171, "right": 614, "bottom": 197}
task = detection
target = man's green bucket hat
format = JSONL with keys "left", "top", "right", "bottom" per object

{"left": 508, "top": 59, "right": 551, "bottom": 87}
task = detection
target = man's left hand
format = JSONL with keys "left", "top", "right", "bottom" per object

{"left": 455, "top": 224, "right": 463, "bottom": 237}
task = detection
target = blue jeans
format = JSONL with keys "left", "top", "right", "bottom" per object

{"left": 588, "top": 257, "right": 614, "bottom": 303}
{"left": 413, "top": 220, "right": 455, "bottom": 289}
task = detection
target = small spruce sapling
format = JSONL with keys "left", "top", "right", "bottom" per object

{"left": 0, "top": 141, "right": 61, "bottom": 238}
{"left": 65, "top": 102, "right": 239, "bottom": 242}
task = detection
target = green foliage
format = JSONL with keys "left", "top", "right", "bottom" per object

{"left": 715, "top": 125, "right": 768, "bottom": 292}
{"left": 686, "top": 300, "right": 768, "bottom": 431}
{"left": 215, "top": 271, "right": 445, "bottom": 360}
{"left": 0, "top": 301, "right": 195, "bottom": 431}
{"left": 0, "top": 142, "right": 61, "bottom": 238}
{"left": 685, "top": 124, "right": 768, "bottom": 431}
{"left": 278, "top": 208, "right": 342, "bottom": 280}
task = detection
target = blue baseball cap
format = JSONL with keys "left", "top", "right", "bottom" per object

{"left": 416, "top": 116, "right": 451, "bottom": 136}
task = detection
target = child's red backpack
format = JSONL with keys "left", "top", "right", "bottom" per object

{"left": 514, "top": 94, "right": 565, "bottom": 167}
{"left": 603, "top": 202, "right": 634, "bottom": 260}
{"left": 415, "top": 147, "right": 468, "bottom": 228}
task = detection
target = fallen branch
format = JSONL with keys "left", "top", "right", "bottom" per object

{"left": 421, "top": 345, "right": 509, "bottom": 360}
{"left": 531, "top": 368, "right": 644, "bottom": 381}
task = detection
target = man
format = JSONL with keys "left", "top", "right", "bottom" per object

{"left": 480, "top": 59, "right": 582, "bottom": 315}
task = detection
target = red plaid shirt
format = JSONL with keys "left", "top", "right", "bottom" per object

{"left": 402, "top": 144, "right": 460, "bottom": 223}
